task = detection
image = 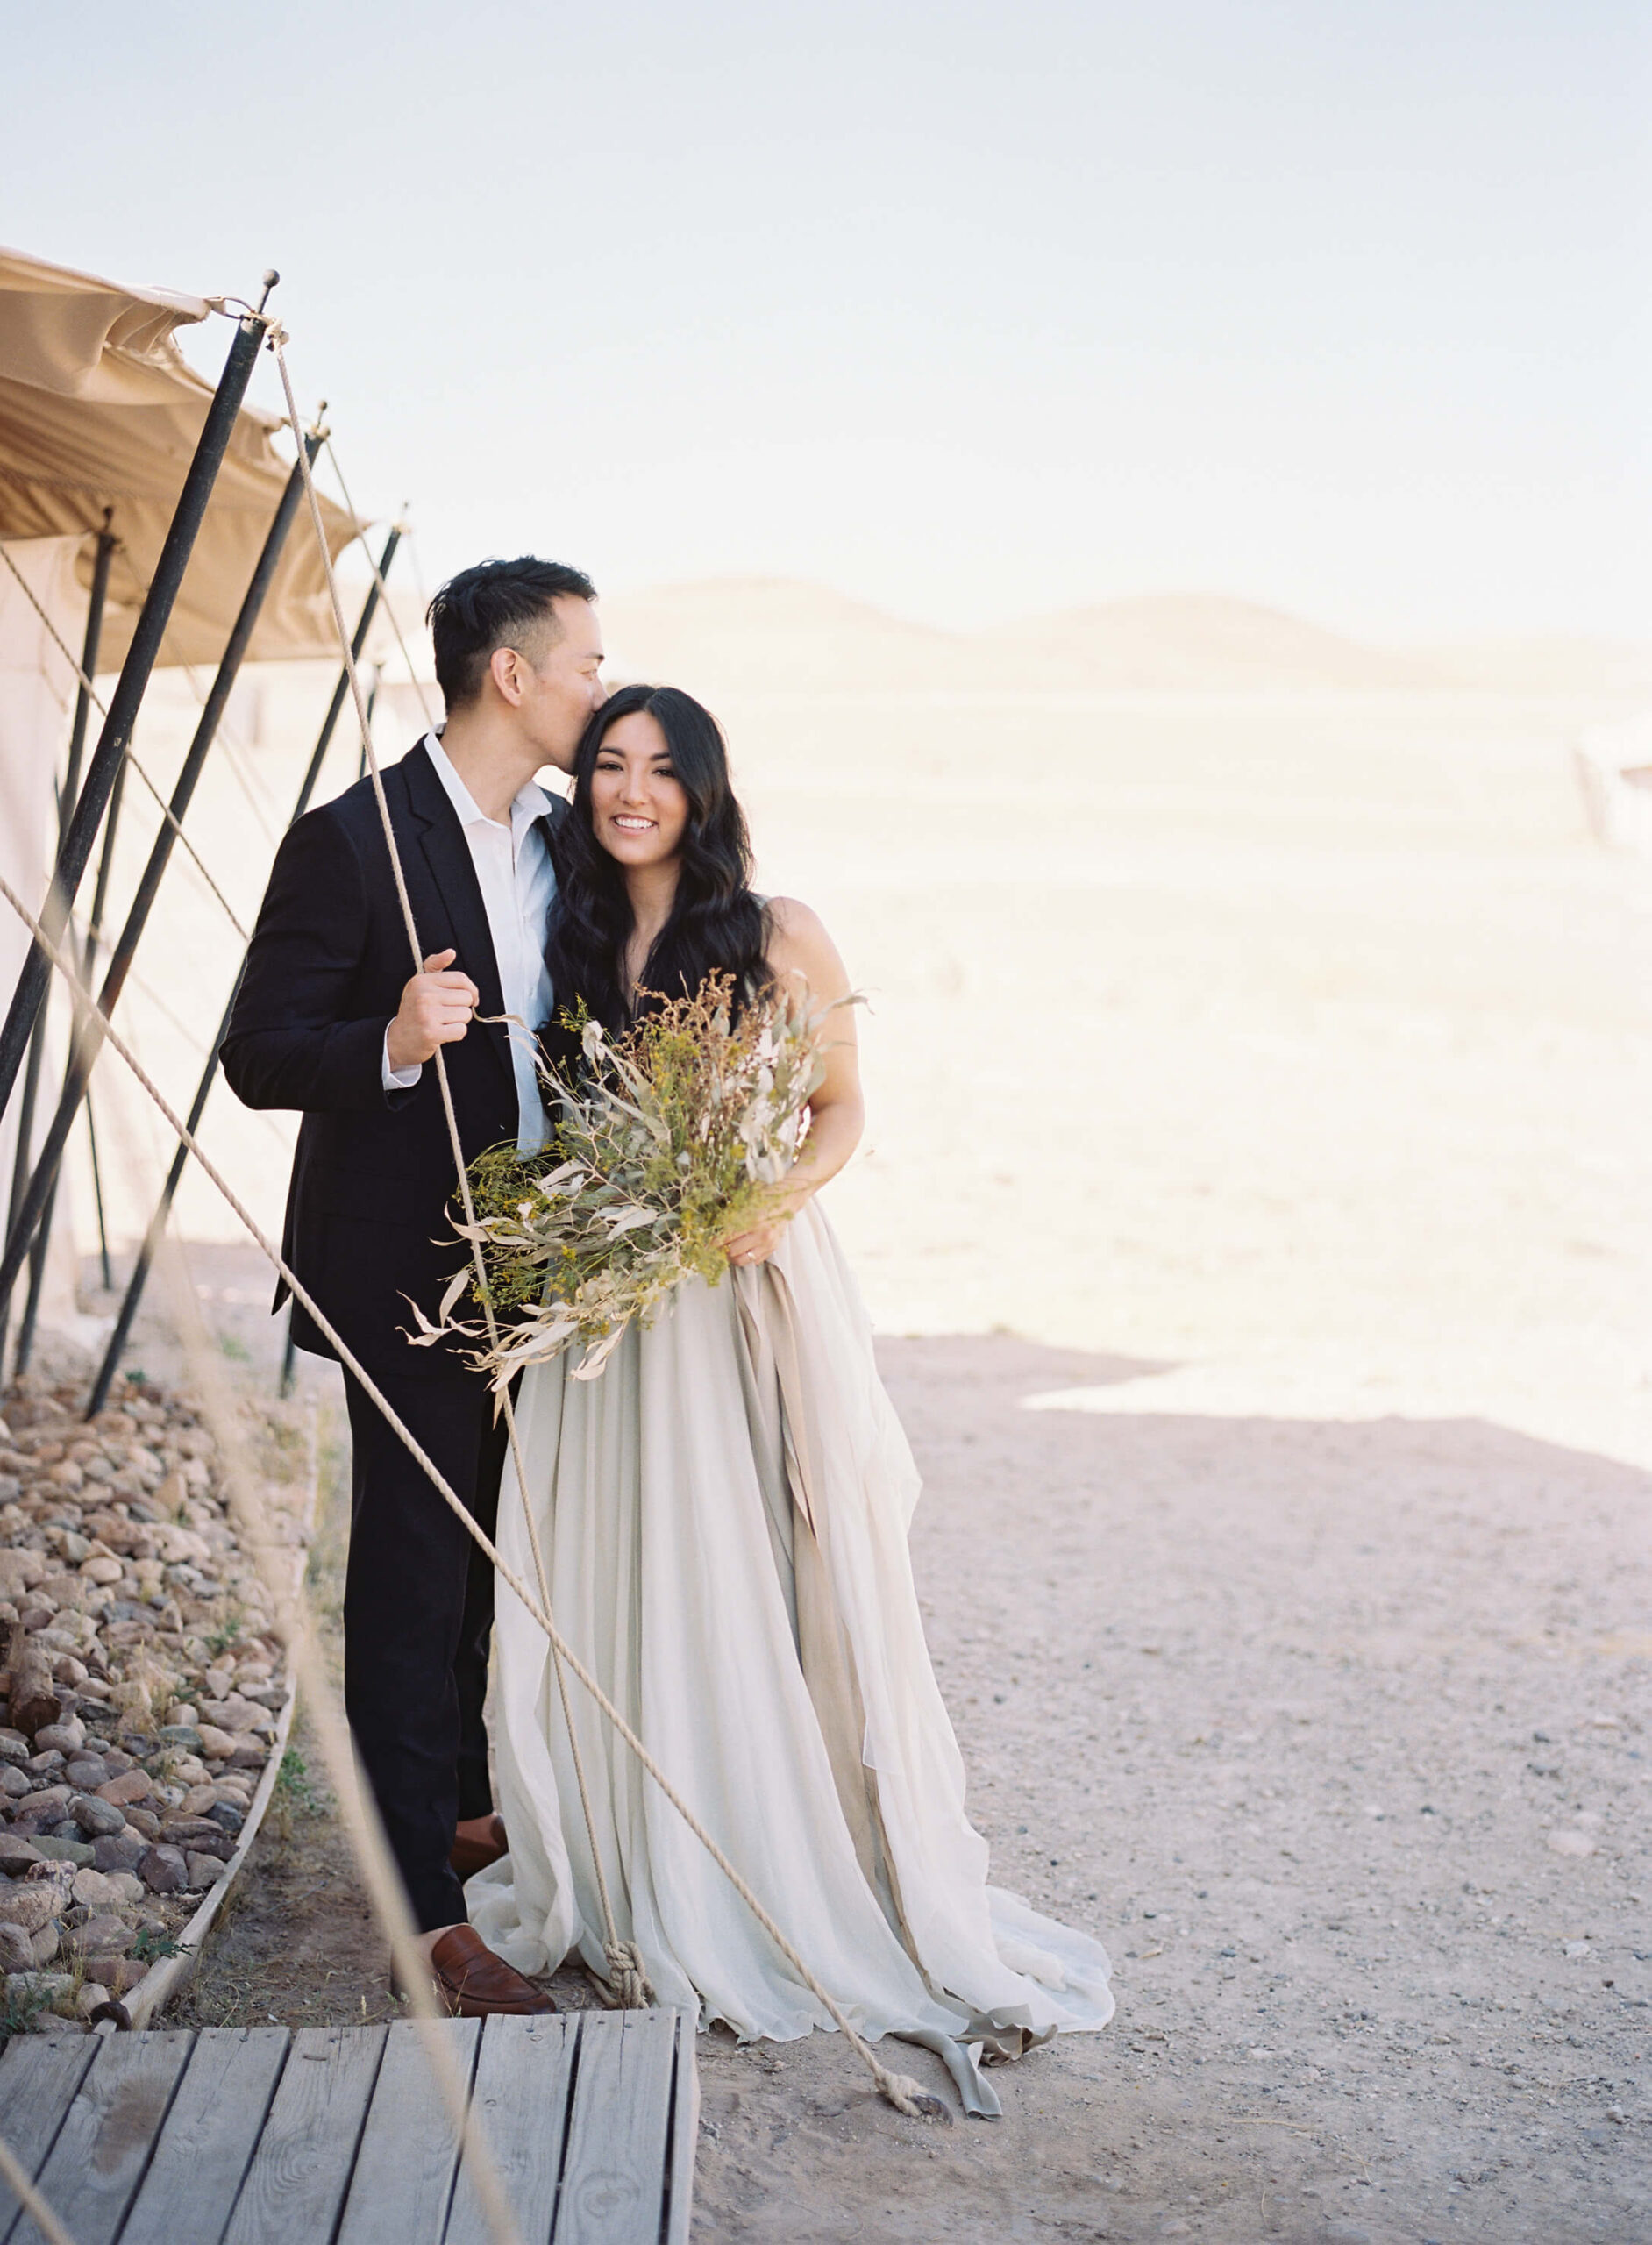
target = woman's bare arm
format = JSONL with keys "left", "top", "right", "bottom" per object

{"left": 722, "top": 897, "right": 864, "bottom": 1264}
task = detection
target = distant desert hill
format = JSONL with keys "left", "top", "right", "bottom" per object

{"left": 983, "top": 592, "right": 1445, "bottom": 691}
{"left": 598, "top": 577, "right": 973, "bottom": 695}
{"left": 372, "top": 576, "right": 1652, "bottom": 701}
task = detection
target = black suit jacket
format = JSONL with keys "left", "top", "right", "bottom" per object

{"left": 221, "top": 739, "right": 566, "bottom": 1376}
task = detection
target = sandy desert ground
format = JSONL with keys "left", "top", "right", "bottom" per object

{"left": 21, "top": 584, "right": 1651, "bottom": 2241}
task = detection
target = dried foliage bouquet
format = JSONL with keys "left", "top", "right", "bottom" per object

{"left": 409, "top": 973, "right": 836, "bottom": 1384}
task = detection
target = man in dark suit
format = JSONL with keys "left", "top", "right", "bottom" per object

{"left": 223, "top": 556, "right": 604, "bottom": 2013}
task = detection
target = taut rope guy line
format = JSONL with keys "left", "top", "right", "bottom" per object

{"left": 0, "top": 804, "right": 945, "bottom": 2125}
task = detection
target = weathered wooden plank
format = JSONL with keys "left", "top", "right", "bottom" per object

{"left": 442, "top": 2013, "right": 576, "bottom": 2245}
{"left": 660, "top": 2013, "right": 699, "bottom": 2245}
{"left": 334, "top": 2019, "right": 481, "bottom": 2245}
{"left": 219, "top": 2024, "right": 387, "bottom": 2245}
{"left": 0, "top": 2035, "right": 101, "bottom": 2245}
{"left": 554, "top": 2011, "right": 677, "bottom": 2245}
{"left": 8, "top": 2030, "right": 193, "bottom": 2245}
{"left": 117, "top": 2027, "right": 292, "bottom": 2245}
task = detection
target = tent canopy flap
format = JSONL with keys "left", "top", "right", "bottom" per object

{"left": 0, "top": 245, "right": 359, "bottom": 667}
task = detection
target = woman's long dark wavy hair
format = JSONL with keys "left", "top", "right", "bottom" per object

{"left": 545, "top": 683, "right": 771, "bottom": 1032}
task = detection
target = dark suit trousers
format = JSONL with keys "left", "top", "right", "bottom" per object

{"left": 342, "top": 1365, "right": 508, "bottom": 1933}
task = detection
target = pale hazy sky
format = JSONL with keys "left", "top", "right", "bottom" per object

{"left": 5, "top": 3, "right": 1647, "bottom": 639}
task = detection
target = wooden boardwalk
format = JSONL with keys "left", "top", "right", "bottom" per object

{"left": 0, "top": 2010, "right": 696, "bottom": 2245}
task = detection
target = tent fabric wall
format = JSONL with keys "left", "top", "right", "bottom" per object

{"left": 0, "top": 533, "right": 90, "bottom": 1336}
{"left": 0, "top": 245, "right": 359, "bottom": 668}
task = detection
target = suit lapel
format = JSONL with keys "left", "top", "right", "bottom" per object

{"left": 397, "top": 741, "right": 513, "bottom": 1093}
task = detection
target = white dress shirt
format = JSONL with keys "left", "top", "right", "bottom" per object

{"left": 381, "top": 733, "right": 558, "bottom": 1151}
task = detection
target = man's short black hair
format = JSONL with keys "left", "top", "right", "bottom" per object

{"left": 426, "top": 556, "right": 597, "bottom": 710}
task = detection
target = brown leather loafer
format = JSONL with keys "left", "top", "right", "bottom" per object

{"left": 427, "top": 1924, "right": 556, "bottom": 2018}
{"left": 450, "top": 1813, "right": 509, "bottom": 1882}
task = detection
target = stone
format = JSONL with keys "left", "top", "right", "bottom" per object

{"left": 0, "top": 1550, "right": 45, "bottom": 1600}
{"left": 163, "top": 1814, "right": 226, "bottom": 1842}
{"left": 157, "top": 1723, "right": 204, "bottom": 1752}
{"left": 139, "top": 1844, "right": 187, "bottom": 1895}
{"left": 124, "top": 1807, "right": 160, "bottom": 1841}
{"left": 1549, "top": 1829, "right": 1595, "bottom": 1857}
{"left": 0, "top": 1766, "right": 31, "bottom": 1798}
{"left": 179, "top": 1784, "right": 217, "bottom": 1819}
{"left": 0, "top": 1729, "right": 29, "bottom": 1763}
{"left": 0, "top": 1835, "right": 42, "bottom": 1875}
{"left": 63, "top": 1756, "right": 109, "bottom": 1791}
{"left": 105, "top": 1871, "right": 145, "bottom": 1906}
{"left": 185, "top": 1850, "right": 227, "bottom": 1891}
{"left": 96, "top": 1769, "right": 152, "bottom": 1807}
{"left": 5, "top": 1643, "right": 61, "bottom": 1737}
{"left": 24, "top": 1750, "right": 65, "bottom": 1777}
{"left": 68, "top": 1793, "right": 126, "bottom": 1838}
{"left": 69, "top": 1866, "right": 118, "bottom": 1909}
{"left": 90, "top": 1832, "right": 146, "bottom": 1874}
{"left": 0, "top": 1882, "right": 61, "bottom": 1935}
{"left": 72, "top": 1913, "right": 133, "bottom": 1956}
{"left": 33, "top": 1716, "right": 86, "bottom": 1757}
{"left": 29, "top": 1921, "right": 60, "bottom": 1966}
{"left": 227, "top": 1743, "right": 267, "bottom": 1771}
{"left": 29, "top": 1835, "right": 92, "bottom": 1867}
{"left": 206, "top": 1801, "right": 245, "bottom": 1837}
{"left": 0, "top": 1922, "right": 32, "bottom": 1971}
{"left": 196, "top": 1725, "right": 236, "bottom": 1761}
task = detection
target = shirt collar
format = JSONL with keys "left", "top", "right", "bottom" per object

{"left": 422, "top": 731, "right": 554, "bottom": 839}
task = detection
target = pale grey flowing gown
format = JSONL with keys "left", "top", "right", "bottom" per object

{"left": 466, "top": 1200, "right": 1113, "bottom": 2114}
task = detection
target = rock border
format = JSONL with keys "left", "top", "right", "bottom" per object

{"left": 118, "top": 1664, "right": 302, "bottom": 2029}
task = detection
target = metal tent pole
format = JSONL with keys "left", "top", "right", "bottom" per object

{"left": 83, "top": 1091, "right": 114, "bottom": 1292}
{"left": 0, "top": 518, "right": 118, "bottom": 1378}
{"left": 85, "top": 524, "right": 403, "bottom": 1417}
{"left": 2, "top": 417, "right": 324, "bottom": 1352}
{"left": 0, "top": 282, "right": 277, "bottom": 1128}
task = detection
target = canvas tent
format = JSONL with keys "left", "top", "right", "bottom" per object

{"left": 0, "top": 246, "right": 358, "bottom": 1357}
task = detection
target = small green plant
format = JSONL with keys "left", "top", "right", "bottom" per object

{"left": 131, "top": 1926, "right": 183, "bottom": 1966}
{"left": 275, "top": 1748, "right": 320, "bottom": 1815}
{"left": 0, "top": 1980, "right": 51, "bottom": 2043}
{"left": 205, "top": 1609, "right": 245, "bottom": 1658}
{"left": 218, "top": 1333, "right": 252, "bottom": 1365}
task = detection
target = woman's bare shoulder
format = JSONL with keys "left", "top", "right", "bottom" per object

{"left": 763, "top": 896, "right": 849, "bottom": 994}
{"left": 764, "top": 894, "right": 827, "bottom": 945}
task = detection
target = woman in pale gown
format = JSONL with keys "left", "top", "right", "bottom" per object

{"left": 466, "top": 683, "right": 1112, "bottom": 2113}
